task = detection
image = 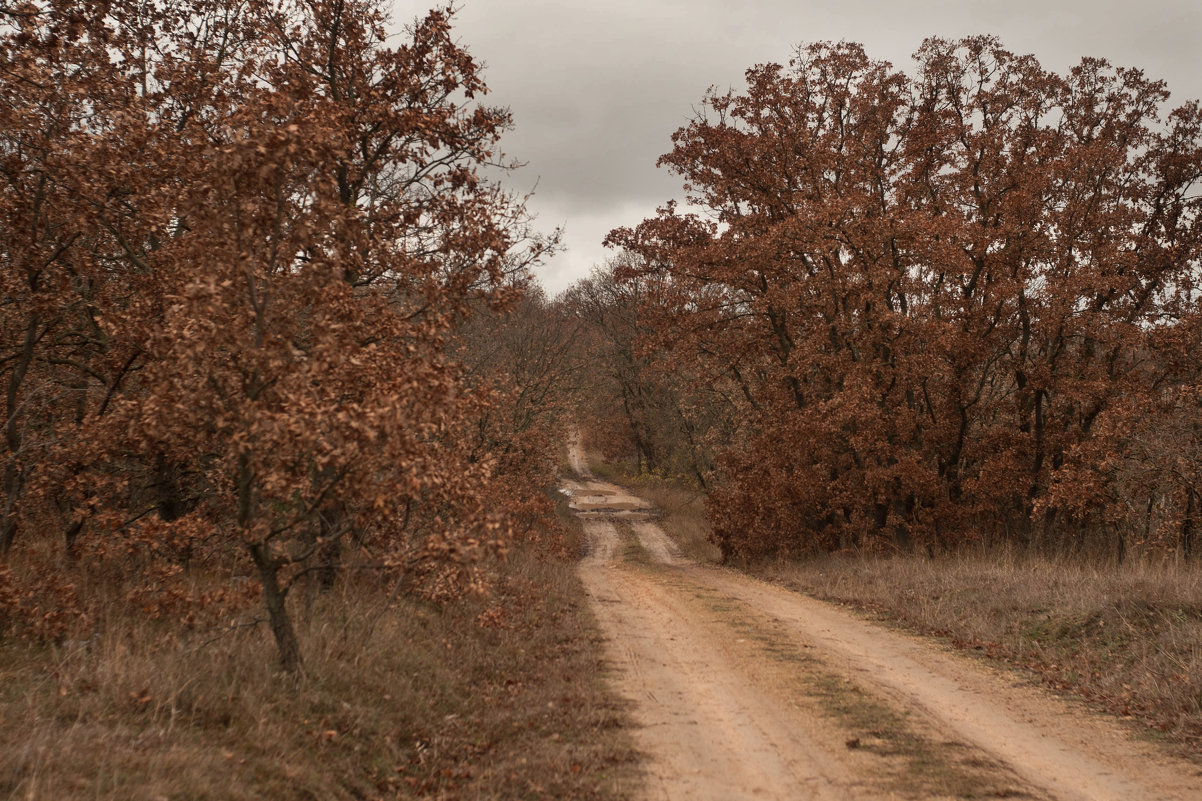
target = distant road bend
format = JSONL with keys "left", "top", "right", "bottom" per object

{"left": 563, "top": 438, "right": 1202, "bottom": 801}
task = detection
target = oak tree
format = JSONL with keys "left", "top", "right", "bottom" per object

{"left": 609, "top": 38, "right": 1202, "bottom": 560}
{"left": 0, "top": 0, "right": 556, "bottom": 669}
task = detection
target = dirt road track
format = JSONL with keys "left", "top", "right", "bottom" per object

{"left": 563, "top": 450, "right": 1202, "bottom": 801}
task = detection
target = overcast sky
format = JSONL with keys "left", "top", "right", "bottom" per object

{"left": 389, "top": 1, "right": 1202, "bottom": 295}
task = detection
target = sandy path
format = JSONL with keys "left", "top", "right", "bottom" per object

{"left": 694, "top": 569, "right": 1201, "bottom": 801}
{"left": 565, "top": 444, "right": 1202, "bottom": 801}
{"left": 581, "top": 519, "right": 859, "bottom": 800}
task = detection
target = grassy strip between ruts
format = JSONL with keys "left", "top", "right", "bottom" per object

{"left": 677, "top": 581, "right": 1032, "bottom": 800}
{"left": 591, "top": 452, "right": 1202, "bottom": 760}
{"left": 0, "top": 493, "right": 639, "bottom": 801}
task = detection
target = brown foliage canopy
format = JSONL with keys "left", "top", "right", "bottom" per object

{"left": 0, "top": 0, "right": 567, "bottom": 669}
{"left": 608, "top": 38, "right": 1202, "bottom": 560}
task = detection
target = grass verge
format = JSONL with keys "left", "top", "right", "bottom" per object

{"left": 756, "top": 553, "right": 1202, "bottom": 758}
{"left": 1, "top": 501, "right": 638, "bottom": 800}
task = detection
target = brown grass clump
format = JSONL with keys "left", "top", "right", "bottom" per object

{"left": 757, "top": 553, "right": 1202, "bottom": 756}
{"left": 0, "top": 522, "right": 638, "bottom": 800}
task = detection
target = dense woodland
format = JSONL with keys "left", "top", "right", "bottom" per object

{"left": 2, "top": 1, "right": 1201, "bottom": 677}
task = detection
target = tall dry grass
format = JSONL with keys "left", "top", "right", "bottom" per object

{"left": 0, "top": 528, "right": 637, "bottom": 800}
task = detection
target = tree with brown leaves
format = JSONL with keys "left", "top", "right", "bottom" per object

{"left": 563, "top": 257, "right": 719, "bottom": 485}
{"left": 610, "top": 37, "right": 1202, "bottom": 560}
{"left": 1, "top": 0, "right": 554, "bottom": 670}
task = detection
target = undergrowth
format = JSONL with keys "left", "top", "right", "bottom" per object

{"left": 0, "top": 497, "right": 637, "bottom": 800}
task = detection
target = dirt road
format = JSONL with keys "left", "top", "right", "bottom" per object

{"left": 563, "top": 445, "right": 1202, "bottom": 800}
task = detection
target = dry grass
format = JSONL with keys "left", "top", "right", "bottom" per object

{"left": 0, "top": 509, "right": 638, "bottom": 800}
{"left": 756, "top": 553, "right": 1202, "bottom": 756}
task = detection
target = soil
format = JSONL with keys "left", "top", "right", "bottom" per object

{"left": 563, "top": 441, "right": 1202, "bottom": 800}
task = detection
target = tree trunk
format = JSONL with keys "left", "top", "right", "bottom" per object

{"left": 317, "top": 509, "right": 342, "bottom": 593}
{"left": 1183, "top": 488, "right": 1196, "bottom": 561}
{"left": 1, "top": 462, "right": 21, "bottom": 556}
{"left": 2, "top": 315, "right": 39, "bottom": 557}
{"left": 249, "top": 543, "right": 303, "bottom": 673}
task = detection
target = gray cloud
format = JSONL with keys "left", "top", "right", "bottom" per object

{"left": 391, "top": 1, "right": 1202, "bottom": 294}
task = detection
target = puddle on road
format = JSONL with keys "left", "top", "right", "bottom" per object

{"left": 563, "top": 481, "right": 658, "bottom": 519}
{"left": 572, "top": 509, "right": 661, "bottom": 521}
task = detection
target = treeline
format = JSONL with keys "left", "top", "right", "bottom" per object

{"left": 576, "top": 38, "right": 1202, "bottom": 562}
{"left": 0, "top": 0, "right": 578, "bottom": 669}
